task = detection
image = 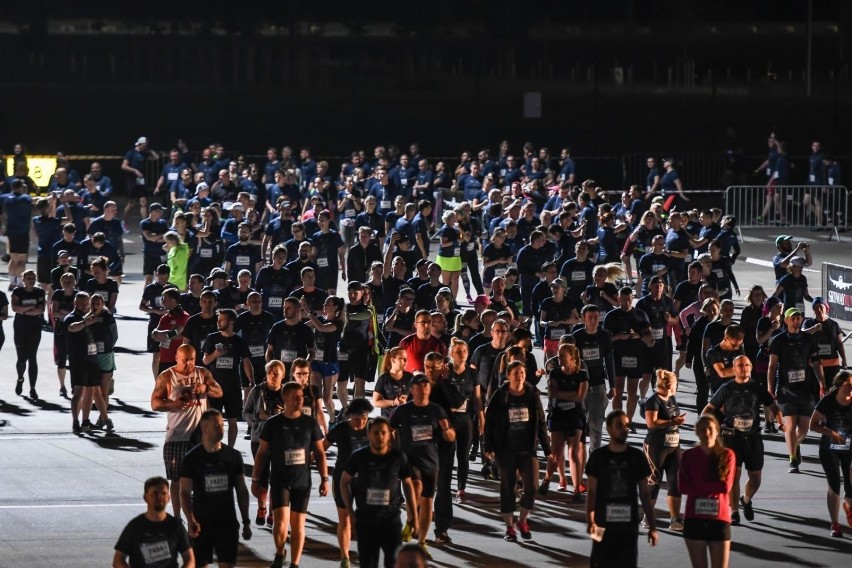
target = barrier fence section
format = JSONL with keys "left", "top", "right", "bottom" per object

{"left": 725, "top": 185, "right": 849, "bottom": 242}
{"left": 822, "top": 263, "right": 852, "bottom": 326}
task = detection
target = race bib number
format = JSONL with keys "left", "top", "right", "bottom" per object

{"left": 550, "top": 329, "right": 566, "bottom": 340}
{"left": 571, "top": 271, "right": 586, "bottom": 282}
{"left": 582, "top": 347, "right": 600, "bottom": 360}
{"left": 652, "top": 264, "right": 667, "bottom": 273}
{"left": 153, "top": 296, "right": 164, "bottom": 308}
{"left": 87, "top": 343, "right": 98, "bottom": 356}
{"left": 452, "top": 399, "right": 468, "bottom": 413}
{"left": 345, "top": 209, "right": 356, "bottom": 218}
{"left": 285, "top": 448, "right": 306, "bottom": 465}
{"left": 713, "top": 269, "right": 724, "bottom": 278}
{"left": 400, "top": 177, "right": 408, "bottom": 187}
{"left": 317, "top": 257, "right": 329, "bottom": 268}
{"left": 268, "top": 296, "right": 283, "bottom": 308}
{"left": 694, "top": 498, "right": 720, "bottom": 516}
{"left": 411, "top": 424, "right": 433, "bottom": 442}
{"left": 338, "top": 351, "right": 348, "bottom": 362}
{"left": 301, "top": 407, "right": 312, "bottom": 417}
{"left": 606, "top": 504, "right": 631, "bottom": 523}
{"left": 733, "top": 416, "right": 753, "bottom": 432}
{"left": 236, "top": 255, "right": 250, "bottom": 266}
{"left": 216, "top": 356, "right": 234, "bottom": 369}
{"left": 787, "top": 369, "right": 806, "bottom": 383}
{"left": 200, "top": 248, "right": 213, "bottom": 258}
{"left": 167, "top": 172, "right": 178, "bottom": 181}
{"left": 249, "top": 345, "right": 265, "bottom": 358}
{"left": 621, "top": 356, "right": 638, "bottom": 368}
{"left": 204, "top": 473, "right": 229, "bottom": 494}
{"left": 651, "top": 328, "right": 664, "bottom": 340}
{"left": 315, "top": 348, "right": 324, "bottom": 360}
{"left": 366, "top": 488, "right": 391, "bottom": 506}
{"left": 96, "top": 341, "right": 105, "bottom": 353}
{"left": 21, "top": 299, "right": 36, "bottom": 306}
{"left": 509, "top": 407, "right": 530, "bottom": 423}
{"left": 159, "top": 340, "right": 172, "bottom": 349}
{"left": 467, "top": 242, "right": 475, "bottom": 252}
{"left": 557, "top": 401, "right": 576, "bottom": 411}
{"left": 664, "top": 431, "right": 680, "bottom": 447}
{"left": 809, "top": 174, "right": 816, "bottom": 183}
{"left": 494, "top": 267, "right": 507, "bottom": 278}
{"left": 454, "top": 247, "right": 461, "bottom": 257}
{"left": 281, "top": 349, "right": 297, "bottom": 361}
{"left": 380, "top": 200, "right": 391, "bottom": 210}
{"left": 829, "top": 177, "right": 835, "bottom": 185}
{"left": 818, "top": 344, "right": 832, "bottom": 356}
{"left": 140, "top": 540, "right": 171, "bottom": 565}
{"left": 829, "top": 435, "right": 851, "bottom": 452}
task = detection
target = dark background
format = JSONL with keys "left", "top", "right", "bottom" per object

{"left": 2, "top": 0, "right": 851, "bottom": 189}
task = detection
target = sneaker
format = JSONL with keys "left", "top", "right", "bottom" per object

{"left": 0, "top": 253, "right": 9, "bottom": 263}
{"left": 571, "top": 491, "right": 584, "bottom": 504}
{"left": 266, "top": 513, "right": 273, "bottom": 527}
{"left": 434, "top": 531, "right": 452, "bottom": 545}
{"left": 577, "top": 482, "right": 588, "bottom": 493}
{"left": 557, "top": 481, "right": 569, "bottom": 492}
{"left": 769, "top": 423, "right": 778, "bottom": 434}
{"left": 788, "top": 462, "right": 799, "bottom": 474}
{"left": 516, "top": 519, "right": 532, "bottom": 540}
{"left": 763, "top": 424, "right": 772, "bottom": 434}
{"left": 29, "top": 388, "right": 38, "bottom": 401}
{"left": 104, "top": 419, "right": 114, "bottom": 432}
{"left": 538, "top": 479, "right": 550, "bottom": 497}
{"left": 339, "top": 559, "right": 351, "bottom": 568}
{"left": 401, "top": 521, "right": 413, "bottom": 543}
{"left": 481, "top": 464, "right": 494, "bottom": 481}
{"left": 420, "top": 543, "right": 432, "bottom": 560}
{"left": 669, "top": 517, "right": 684, "bottom": 531}
{"left": 469, "top": 448, "right": 478, "bottom": 462}
{"left": 256, "top": 506, "right": 267, "bottom": 526}
{"left": 59, "top": 386, "right": 68, "bottom": 398}
{"left": 731, "top": 511, "right": 741, "bottom": 526}
{"left": 455, "top": 490, "right": 466, "bottom": 503}
{"left": 830, "top": 523, "right": 843, "bottom": 538}
{"left": 121, "top": 221, "right": 130, "bottom": 235}
{"left": 752, "top": 215, "right": 764, "bottom": 223}
{"left": 15, "top": 378, "right": 23, "bottom": 396}
{"left": 72, "top": 421, "right": 81, "bottom": 434}
{"left": 642, "top": 514, "right": 652, "bottom": 529}
{"left": 95, "top": 418, "right": 107, "bottom": 430}
{"left": 270, "top": 552, "right": 285, "bottom": 568}
{"left": 504, "top": 527, "right": 517, "bottom": 542}
{"left": 740, "top": 496, "right": 754, "bottom": 521}
{"left": 492, "top": 465, "right": 500, "bottom": 481}
{"left": 80, "top": 420, "right": 94, "bottom": 432}
{"left": 844, "top": 501, "right": 852, "bottom": 528}
{"left": 795, "top": 445, "right": 802, "bottom": 466}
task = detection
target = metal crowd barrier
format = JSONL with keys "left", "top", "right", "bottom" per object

{"left": 724, "top": 185, "right": 849, "bottom": 242}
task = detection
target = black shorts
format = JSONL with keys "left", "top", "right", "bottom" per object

{"left": 37, "top": 256, "right": 52, "bottom": 284}
{"left": 721, "top": 431, "right": 764, "bottom": 471}
{"left": 69, "top": 358, "right": 102, "bottom": 388}
{"left": 614, "top": 346, "right": 644, "bottom": 378}
{"left": 126, "top": 177, "right": 148, "bottom": 199}
{"left": 644, "top": 339, "right": 672, "bottom": 373}
{"left": 7, "top": 233, "right": 29, "bottom": 255}
{"left": 683, "top": 518, "right": 731, "bottom": 542}
{"left": 409, "top": 464, "right": 437, "bottom": 499}
{"left": 548, "top": 409, "right": 586, "bottom": 435}
{"left": 192, "top": 517, "right": 239, "bottom": 565}
{"left": 143, "top": 254, "right": 165, "bottom": 276}
{"left": 340, "top": 349, "right": 370, "bottom": 381}
{"left": 776, "top": 388, "right": 815, "bottom": 417}
{"left": 209, "top": 386, "right": 243, "bottom": 419}
{"left": 331, "top": 469, "right": 347, "bottom": 509}
{"left": 163, "top": 440, "right": 192, "bottom": 480}
{"left": 54, "top": 328, "right": 68, "bottom": 368}
{"left": 269, "top": 483, "right": 311, "bottom": 513}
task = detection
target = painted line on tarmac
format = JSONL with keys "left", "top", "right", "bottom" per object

{"left": 740, "top": 256, "right": 819, "bottom": 273}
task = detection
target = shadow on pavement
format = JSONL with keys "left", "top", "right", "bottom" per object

{"left": 0, "top": 398, "right": 34, "bottom": 417}
{"left": 730, "top": 540, "right": 828, "bottom": 566}
{"left": 28, "top": 397, "right": 69, "bottom": 414}
{"left": 82, "top": 431, "right": 156, "bottom": 452}
{"left": 109, "top": 398, "right": 159, "bottom": 418}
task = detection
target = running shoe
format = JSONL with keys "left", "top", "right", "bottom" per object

{"left": 669, "top": 517, "right": 684, "bottom": 531}
{"left": 15, "top": 378, "right": 23, "bottom": 396}
{"left": 577, "top": 482, "right": 588, "bottom": 493}
{"left": 340, "top": 559, "right": 351, "bottom": 568}
{"left": 844, "top": 501, "right": 852, "bottom": 528}
{"left": 401, "top": 521, "right": 414, "bottom": 543}
{"left": 29, "top": 388, "right": 38, "bottom": 401}
{"left": 730, "top": 511, "right": 741, "bottom": 526}
{"left": 105, "top": 419, "right": 114, "bottom": 432}
{"left": 740, "top": 496, "right": 754, "bottom": 521}
{"left": 256, "top": 506, "right": 267, "bottom": 526}
{"left": 788, "top": 461, "right": 799, "bottom": 474}
{"left": 557, "top": 481, "right": 569, "bottom": 492}
{"left": 571, "top": 491, "right": 584, "bottom": 504}
{"left": 481, "top": 464, "right": 494, "bottom": 481}
{"left": 469, "top": 448, "right": 478, "bottom": 462}
{"left": 72, "top": 421, "right": 81, "bottom": 434}
{"left": 752, "top": 215, "right": 764, "bottom": 223}
{"left": 434, "top": 531, "right": 452, "bottom": 545}
{"left": 795, "top": 445, "right": 802, "bottom": 466}
{"left": 763, "top": 424, "right": 772, "bottom": 434}
{"left": 420, "top": 543, "right": 433, "bottom": 560}
{"left": 538, "top": 479, "right": 550, "bottom": 497}
{"left": 122, "top": 221, "right": 130, "bottom": 235}
{"left": 455, "top": 490, "right": 466, "bottom": 503}
{"left": 830, "top": 523, "right": 843, "bottom": 538}
{"left": 95, "top": 418, "right": 107, "bottom": 430}
{"left": 266, "top": 512, "right": 273, "bottom": 527}
{"left": 59, "top": 386, "right": 68, "bottom": 398}
{"left": 642, "top": 514, "right": 652, "bottom": 529}
{"left": 270, "top": 552, "right": 285, "bottom": 568}
{"left": 769, "top": 423, "right": 778, "bottom": 433}
{"left": 516, "top": 519, "right": 532, "bottom": 540}
{"left": 504, "top": 527, "right": 517, "bottom": 542}
{"left": 81, "top": 419, "right": 94, "bottom": 432}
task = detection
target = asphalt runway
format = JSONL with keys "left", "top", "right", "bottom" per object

{"left": 1, "top": 226, "right": 851, "bottom": 567}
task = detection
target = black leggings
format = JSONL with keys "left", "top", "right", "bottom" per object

{"left": 250, "top": 441, "right": 271, "bottom": 487}
{"left": 820, "top": 447, "right": 852, "bottom": 496}
{"left": 460, "top": 253, "right": 484, "bottom": 297}
{"left": 643, "top": 443, "right": 682, "bottom": 501}
{"left": 14, "top": 323, "right": 42, "bottom": 386}
{"left": 451, "top": 413, "right": 473, "bottom": 490}
{"left": 495, "top": 451, "right": 538, "bottom": 513}
{"left": 693, "top": 356, "right": 709, "bottom": 412}
{"left": 356, "top": 514, "right": 401, "bottom": 568}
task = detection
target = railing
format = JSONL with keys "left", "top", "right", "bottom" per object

{"left": 724, "top": 185, "right": 848, "bottom": 242}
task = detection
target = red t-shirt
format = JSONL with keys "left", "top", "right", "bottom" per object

{"left": 157, "top": 308, "right": 190, "bottom": 363}
{"left": 678, "top": 445, "right": 736, "bottom": 523}
{"left": 399, "top": 334, "right": 447, "bottom": 373}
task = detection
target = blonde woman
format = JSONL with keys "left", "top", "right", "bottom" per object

{"left": 435, "top": 210, "right": 462, "bottom": 299}
{"left": 163, "top": 231, "right": 189, "bottom": 290}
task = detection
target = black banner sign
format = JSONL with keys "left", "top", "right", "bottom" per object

{"left": 823, "top": 263, "right": 852, "bottom": 323}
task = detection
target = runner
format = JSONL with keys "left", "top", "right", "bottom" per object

{"left": 373, "top": 347, "right": 414, "bottom": 419}
{"left": 11, "top": 270, "right": 46, "bottom": 400}
{"left": 573, "top": 304, "right": 616, "bottom": 451}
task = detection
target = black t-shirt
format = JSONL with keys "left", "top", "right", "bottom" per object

{"left": 203, "top": 332, "right": 252, "bottom": 388}
{"left": 314, "top": 316, "right": 343, "bottom": 363}
{"left": 704, "top": 344, "right": 744, "bottom": 387}
{"left": 572, "top": 328, "right": 614, "bottom": 387}
{"left": 673, "top": 280, "right": 700, "bottom": 310}
{"left": 114, "top": 514, "right": 191, "bottom": 568}
{"left": 814, "top": 394, "right": 852, "bottom": 452}
{"left": 85, "top": 278, "right": 119, "bottom": 305}
{"left": 585, "top": 445, "right": 651, "bottom": 527}
{"left": 266, "top": 320, "right": 315, "bottom": 363}
{"left": 179, "top": 444, "right": 244, "bottom": 522}
{"left": 446, "top": 367, "right": 477, "bottom": 413}
{"left": 644, "top": 393, "right": 681, "bottom": 446}
{"left": 12, "top": 286, "right": 46, "bottom": 325}
{"left": 344, "top": 447, "right": 411, "bottom": 520}
{"left": 803, "top": 317, "right": 843, "bottom": 361}
{"left": 63, "top": 309, "right": 97, "bottom": 362}
{"left": 548, "top": 367, "right": 588, "bottom": 415}
{"left": 51, "top": 289, "right": 76, "bottom": 326}
{"left": 768, "top": 331, "right": 818, "bottom": 394}
{"left": 504, "top": 392, "right": 538, "bottom": 453}
{"left": 255, "top": 266, "right": 292, "bottom": 317}
{"left": 326, "top": 420, "right": 370, "bottom": 468}
{"left": 374, "top": 372, "right": 413, "bottom": 418}
{"left": 709, "top": 379, "right": 775, "bottom": 434}
{"left": 635, "top": 295, "right": 675, "bottom": 343}
{"left": 259, "top": 413, "right": 323, "bottom": 487}
{"left": 142, "top": 282, "right": 175, "bottom": 326}
{"left": 539, "top": 296, "right": 577, "bottom": 341}
{"left": 182, "top": 313, "right": 218, "bottom": 364}
{"left": 388, "top": 401, "right": 447, "bottom": 470}
{"left": 179, "top": 292, "right": 201, "bottom": 317}
{"left": 235, "top": 310, "right": 277, "bottom": 362}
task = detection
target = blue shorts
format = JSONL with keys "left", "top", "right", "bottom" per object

{"left": 311, "top": 360, "right": 340, "bottom": 377}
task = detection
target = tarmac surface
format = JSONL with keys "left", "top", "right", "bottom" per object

{"left": 1, "top": 225, "right": 852, "bottom": 567}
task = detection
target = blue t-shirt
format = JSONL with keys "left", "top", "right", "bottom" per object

{"left": 123, "top": 148, "right": 146, "bottom": 173}
{"left": 140, "top": 217, "right": 168, "bottom": 256}
{"left": 33, "top": 215, "right": 62, "bottom": 256}
{"left": 2, "top": 193, "right": 32, "bottom": 234}
{"left": 660, "top": 169, "right": 680, "bottom": 195}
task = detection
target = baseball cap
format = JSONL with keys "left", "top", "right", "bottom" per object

{"left": 208, "top": 269, "right": 228, "bottom": 281}
{"left": 411, "top": 374, "right": 430, "bottom": 386}
{"left": 474, "top": 294, "right": 490, "bottom": 306}
{"left": 775, "top": 235, "right": 793, "bottom": 247}
{"left": 196, "top": 182, "right": 209, "bottom": 192}
{"left": 812, "top": 296, "right": 828, "bottom": 308}
{"left": 149, "top": 203, "right": 163, "bottom": 211}
{"left": 396, "top": 234, "right": 410, "bottom": 244}
{"left": 696, "top": 253, "right": 712, "bottom": 263}
{"left": 549, "top": 278, "right": 567, "bottom": 289}
{"left": 789, "top": 257, "right": 806, "bottom": 267}
{"left": 784, "top": 307, "right": 803, "bottom": 319}
{"left": 57, "top": 250, "right": 69, "bottom": 257}
{"left": 347, "top": 281, "right": 364, "bottom": 291}
{"left": 136, "top": 136, "right": 148, "bottom": 145}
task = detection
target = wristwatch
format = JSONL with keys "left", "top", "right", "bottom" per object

{"left": 321, "top": 476, "right": 329, "bottom": 482}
